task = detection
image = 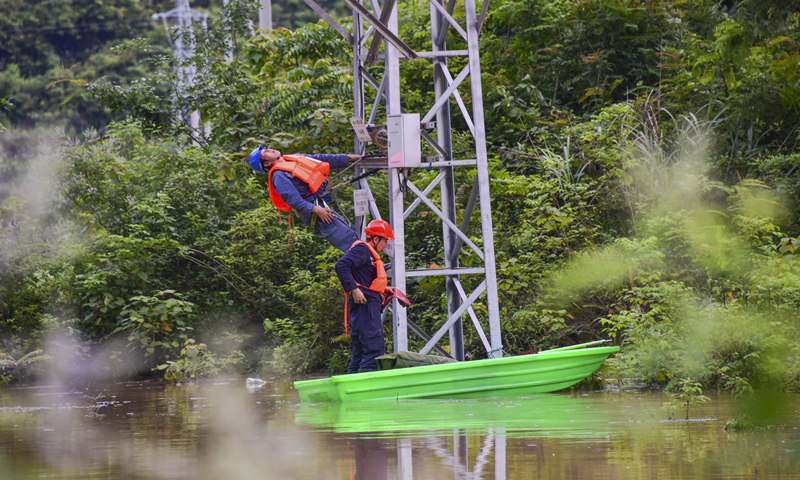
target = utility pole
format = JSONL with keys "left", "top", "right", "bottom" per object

{"left": 259, "top": 0, "right": 272, "bottom": 30}
{"left": 152, "top": 0, "right": 208, "bottom": 131}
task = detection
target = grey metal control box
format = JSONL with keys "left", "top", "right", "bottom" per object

{"left": 387, "top": 113, "right": 421, "bottom": 168}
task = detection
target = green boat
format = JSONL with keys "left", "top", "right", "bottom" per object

{"left": 294, "top": 342, "right": 619, "bottom": 402}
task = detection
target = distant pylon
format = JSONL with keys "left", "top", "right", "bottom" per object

{"left": 152, "top": 0, "right": 208, "bottom": 130}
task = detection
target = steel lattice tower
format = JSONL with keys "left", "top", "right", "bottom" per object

{"left": 305, "top": 0, "right": 501, "bottom": 361}
{"left": 282, "top": 2, "right": 504, "bottom": 473}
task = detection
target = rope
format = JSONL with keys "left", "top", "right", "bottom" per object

{"left": 301, "top": 154, "right": 385, "bottom": 225}
{"left": 302, "top": 155, "right": 383, "bottom": 199}
{"left": 331, "top": 188, "right": 350, "bottom": 224}
{"left": 325, "top": 154, "right": 385, "bottom": 189}
{"left": 324, "top": 168, "right": 381, "bottom": 195}
{"left": 328, "top": 155, "right": 366, "bottom": 182}
{"left": 487, "top": 347, "right": 511, "bottom": 359}
{"left": 313, "top": 164, "right": 382, "bottom": 199}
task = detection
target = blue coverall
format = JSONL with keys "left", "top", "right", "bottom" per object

{"left": 335, "top": 243, "right": 385, "bottom": 373}
{"left": 270, "top": 154, "right": 358, "bottom": 252}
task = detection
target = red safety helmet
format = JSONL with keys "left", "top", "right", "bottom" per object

{"left": 364, "top": 219, "right": 395, "bottom": 240}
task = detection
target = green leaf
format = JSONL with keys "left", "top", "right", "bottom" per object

{"left": 699, "top": 66, "right": 715, "bottom": 84}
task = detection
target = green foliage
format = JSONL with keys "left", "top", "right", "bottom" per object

{"left": 0, "top": 97, "right": 10, "bottom": 132}
{"left": 1, "top": 117, "right": 268, "bottom": 376}
{"left": 220, "top": 206, "right": 323, "bottom": 313}
{"left": 0, "top": 349, "right": 50, "bottom": 385}
{"left": 487, "top": 0, "right": 681, "bottom": 117}
{"left": 663, "top": 1, "right": 800, "bottom": 161}
{"left": 723, "top": 414, "right": 756, "bottom": 431}
{"left": 268, "top": 341, "right": 313, "bottom": 377}
{"left": 778, "top": 236, "right": 800, "bottom": 254}
{"left": 261, "top": 248, "right": 358, "bottom": 375}
{"left": 116, "top": 290, "right": 195, "bottom": 361}
{"left": 662, "top": 377, "right": 710, "bottom": 420}
{"left": 269, "top": 0, "right": 352, "bottom": 30}
{"left": 155, "top": 339, "right": 244, "bottom": 383}
{"left": 5, "top": 0, "right": 800, "bottom": 389}
{"left": 0, "top": 0, "right": 175, "bottom": 133}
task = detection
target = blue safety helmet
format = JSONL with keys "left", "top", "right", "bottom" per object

{"left": 248, "top": 146, "right": 266, "bottom": 174}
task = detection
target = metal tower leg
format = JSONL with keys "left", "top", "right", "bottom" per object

{"left": 453, "top": 430, "right": 468, "bottom": 479}
{"left": 465, "top": 0, "right": 503, "bottom": 357}
{"left": 431, "top": 0, "right": 464, "bottom": 361}
{"left": 494, "top": 427, "right": 507, "bottom": 480}
{"left": 352, "top": 2, "right": 366, "bottom": 238}
{"left": 398, "top": 438, "right": 413, "bottom": 479}
{"left": 383, "top": 4, "right": 408, "bottom": 353}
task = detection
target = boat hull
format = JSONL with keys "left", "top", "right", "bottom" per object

{"left": 294, "top": 346, "right": 619, "bottom": 402}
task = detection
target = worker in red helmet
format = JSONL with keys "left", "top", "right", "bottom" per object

{"left": 335, "top": 219, "right": 397, "bottom": 373}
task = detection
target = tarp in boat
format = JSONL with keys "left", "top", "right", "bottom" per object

{"left": 375, "top": 350, "right": 458, "bottom": 370}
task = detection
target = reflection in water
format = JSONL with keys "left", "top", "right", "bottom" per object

{"left": 405, "top": 428, "right": 506, "bottom": 480}
{"left": 354, "top": 437, "right": 389, "bottom": 480}
{"left": 297, "top": 394, "right": 623, "bottom": 479}
{"left": 295, "top": 394, "right": 623, "bottom": 438}
{"left": 0, "top": 381, "right": 798, "bottom": 479}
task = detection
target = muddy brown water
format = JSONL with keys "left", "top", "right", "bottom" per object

{"left": 1, "top": 379, "right": 798, "bottom": 479}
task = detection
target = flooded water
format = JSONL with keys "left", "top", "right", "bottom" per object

{"left": 1, "top": 379, "right": 798, "bottom": 479}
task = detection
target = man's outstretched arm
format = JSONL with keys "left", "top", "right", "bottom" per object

{"left": 304, "top": 153, "right": 361, "bottom": 169}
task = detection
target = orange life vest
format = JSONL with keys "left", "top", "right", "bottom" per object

{"left": 267, "top": 154, "right": 332, "bottom": 212}
{"left": 344, "top": 240, "right": 388, "bottom": 335}
{"left": 266, "top": 155, "right": 332, "bottom": 244}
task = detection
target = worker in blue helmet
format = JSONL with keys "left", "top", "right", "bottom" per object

{"left": 248, "top": 145, "right": 361, "bottom": 252}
